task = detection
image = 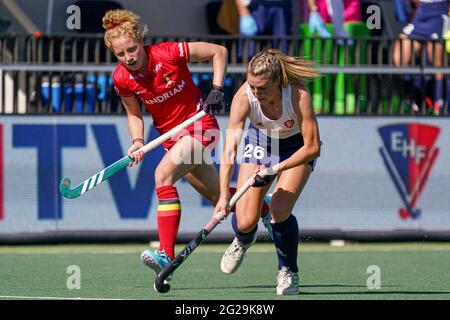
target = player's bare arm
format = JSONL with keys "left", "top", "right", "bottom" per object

{"left": 215, "top": 84, "right": 250, "bottom": 215}
{"left": 274, "top": 85, "right": 321, "bottom": 173}
{"left": 188, "top": 42, "right": 228, "bottom": 87}
{"left": 121, "top": 95, "right": 145, "bottom": 166}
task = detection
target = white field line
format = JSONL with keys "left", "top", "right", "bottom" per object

{"left": 0, "top": 295, "right": 129, "bottom": 300}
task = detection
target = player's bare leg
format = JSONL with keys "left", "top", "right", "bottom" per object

{"left": 184, "top": 163, "right": 220, "bottom": 206}
{"left": 427, "top": 42, "right": 444, "bottom": 114}
{"left": 393, "top": 36, "right": 423, "bottom": 111}
{"left": 141, "top": 136, "right": 215, "bottom": 279}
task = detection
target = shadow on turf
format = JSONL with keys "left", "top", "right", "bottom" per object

{"left": 168, "top": 283, "right": 450, "bottom": 297}
{"left": 168, "top": 284, "right": 390, "bottom": 291}
{"left": 298, "top": 291, "right": 450, "bottom": 296}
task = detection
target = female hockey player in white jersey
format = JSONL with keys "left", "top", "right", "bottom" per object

{"left": 214, "top": 48, "right": 321, "bottom": 295}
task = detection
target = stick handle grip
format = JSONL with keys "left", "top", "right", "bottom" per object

{"left": 134, "top": 111, "right": 207, "bottom": 155}
{"left": 213, "top": 165, "right": 278, "bottom": 222}
{"left": 212, "top": 173, "right": 256, "bottom": 222}
{"left": 229, "top": 175, "right": 255, "bottom": 209}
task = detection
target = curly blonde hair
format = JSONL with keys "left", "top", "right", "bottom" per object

{"left": 248, "top": 49, "right": 319, "bottom": 87}
{"left": 102, "top": 9, "right": 148, "bottom": 49}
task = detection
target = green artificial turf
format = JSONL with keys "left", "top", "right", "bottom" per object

{"left": 1, "top": 242, "right": 450, "bottom": 300}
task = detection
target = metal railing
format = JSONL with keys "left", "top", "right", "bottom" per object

{"left": 1, "top": 33, "right": 449, "bottom": 115}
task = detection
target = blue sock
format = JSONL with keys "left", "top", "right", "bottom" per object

{"left": 435, "top": 79, "right": 444, "bottom": 102}
{"left": 271, "top": 214, "right": 299, "bottom": 273}
{"left": 231, "top": 213, "right": 258, "bottom": 245}
{"left": 447, "top": 79, "right": 450, "bottom": 111}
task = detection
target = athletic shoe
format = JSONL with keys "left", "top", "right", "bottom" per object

{"left": 276, "top": 267, "right": 299, "bottom": 295}
{"left": 261, "top": 193, "right": 273, "bottom": 241}
{"left": 221, "top": 235, "right": 257, "bottom": 275}
{"left": 140, "top": 250, "right": 173, "bottom": 281}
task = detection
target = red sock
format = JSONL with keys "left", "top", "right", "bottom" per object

{"left": 228, "top": 187, "right": 237, "bottom": 212}
{"left": 156, "top": 185, "right": 181, "bottom": 260}
{"left": 260, "top": 200, "right": 269, "bottom": 218}
{"left": 228, "top": 186, "right": 269, "bottom": 217}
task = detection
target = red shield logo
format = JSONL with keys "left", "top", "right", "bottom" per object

{"left": 284, "top": 119, "right": 295, "bottom": 128}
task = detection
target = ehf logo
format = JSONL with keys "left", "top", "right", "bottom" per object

{"left": 378, "top": 124, "right": 440, "bottom": 220}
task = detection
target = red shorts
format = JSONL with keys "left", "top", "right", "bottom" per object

{"left": 163, "top": 114, "right": 220, "bottom": 150}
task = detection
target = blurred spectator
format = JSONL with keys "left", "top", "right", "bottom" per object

{"left": 394, "top": 0, "right": 409, "bottom": 24}
{"left": 300, "top": 0, "right": 365, "bottom": 115}
{"left": 216, "top": 0, "right": 240, "bottom": 35}
{"left": 233, "top": 0, "right": 292, "bottom": 37}
{"left": 306, "top": 0, "right": 331, "bottom": 37}
{"left": 393, "top": 0, "right": 449, "bottom": 114}
{"left": 305, "top": 0, "right": 362, "bottom": 44}
{"left": 217, "top": 0, "right": 292, "bottom": 57}
{"left": 444, "top": 12, "right": 450, "bottom": 53}
{"left": 235, "top": 0, "right": 259, "bottom": 36}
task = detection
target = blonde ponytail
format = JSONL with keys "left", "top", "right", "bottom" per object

{"left": 248, "top": 49, "right": 318, "bottom": 87}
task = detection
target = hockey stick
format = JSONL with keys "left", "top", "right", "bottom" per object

{"left": 59, "top": 111, "right": 207, "bottom": 199}
{"left": 153, "top": 166, "right": 278, "bottom": 293}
